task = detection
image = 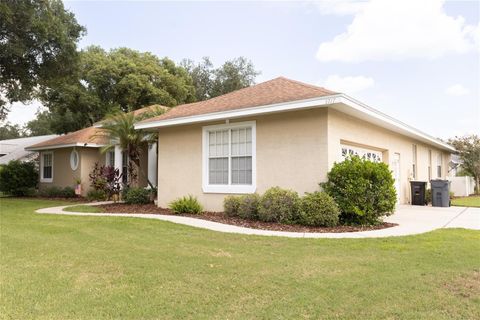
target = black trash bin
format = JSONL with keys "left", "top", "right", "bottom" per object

{"left": 431, "top": 180, "right": 451, "bottom": 207}
{"left": 410, "top": 181, "right": 427, "bottom": 205}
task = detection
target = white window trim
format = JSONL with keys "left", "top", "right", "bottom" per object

{"left": 106, "top": 150, "right": 115, "bottom": 167}
{"left": 40, "top": 151, "right": 54, "bottom": 183}
{"left": 70, "top": 149, "right": 79, "bottom": 171}
{"left": 202, "top": 121, "right": 256, "bottom": 194}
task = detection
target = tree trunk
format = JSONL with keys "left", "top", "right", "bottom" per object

{"left": 131, "top": 156, "right": 155, "bottom": 190}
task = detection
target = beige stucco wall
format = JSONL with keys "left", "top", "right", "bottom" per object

{"left": 327, "top": 109, "right": 451, "bottom": 204}
{"left": 80, "top": 147, "right": 104, "bottom": 195}
{"left": 38, "top": 145, "right": 150, "bottom": 196}
{"left": 39, "top": 147, "right": 103, "bottom": 196}
{"left": 157, "top": 108, "right": 329, "bottom": 211}
{"left": 157, "top": 107, "right": 451, "bottom": 211}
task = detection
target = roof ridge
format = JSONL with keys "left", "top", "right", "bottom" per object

{"left": 276, "top": 76, "right": 337, "bottom": 94}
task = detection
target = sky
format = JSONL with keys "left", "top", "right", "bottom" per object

{"left": 7, "top": 0, "right": 480, "bottom": 140}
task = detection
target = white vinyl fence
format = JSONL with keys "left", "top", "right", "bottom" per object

{"left": 448, "top": 176, "right": 476, "bottom": 197}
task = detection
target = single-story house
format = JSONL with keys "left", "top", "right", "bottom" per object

{"left": 135, "top": 77, "right": 455, "bottom": 211}
{"left": 25, "top": 106, "right": 163, "bottom": 196}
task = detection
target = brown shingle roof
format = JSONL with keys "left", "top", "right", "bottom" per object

{"left": 26, "top": 126, "right": 109, "bottom": 150}
{"left": 139, "top": 77, "right": 337, "bottom": 124}
{"left": 26, "top": 105, "right": 168, "bottom": 150}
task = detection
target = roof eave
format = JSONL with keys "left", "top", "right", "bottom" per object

{"left": 25, "top": 142, "right": 106, "bottom": 151}
{"left": 134, "top": 94, "right": 455, "bottom": 152}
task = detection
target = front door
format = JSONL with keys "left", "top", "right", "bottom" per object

{"left": 392, "top": 153, "right": 401, "bottom": 204}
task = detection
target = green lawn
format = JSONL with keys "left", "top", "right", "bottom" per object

{"left": 63, "top": 204, "right": 103, "bottom": 213}
{"left": 452, "top": 196, "right": 480, "bottom": 207}
{"left": 1, "top": 198, "right": 479, "bottom": 319}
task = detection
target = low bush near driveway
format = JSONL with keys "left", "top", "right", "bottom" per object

{"left": 297, "top": 192, "right": 340, "bottom": 227}
{"left": 169, "top": 195, "right": 203, "bottom": 214}
{"left": 321, "top": 156, "right": 397, "bottom": 225}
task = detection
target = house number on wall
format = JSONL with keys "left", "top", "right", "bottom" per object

{"left": 326, "top": 97, "right": 337, "bottom": 104}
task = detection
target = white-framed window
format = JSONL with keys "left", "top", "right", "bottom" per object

{"left": 70, "top": 149, "right": 79, "bottom": 171}
{"left": 40, "top": 151, "right": 53, "bottom": 183}
{"left": 437, "top": 153, "right": 443, "bottom": 178}
{"left": 202, "top": 121, "right": 256, "bottom": 193}
{"left": 412, "top": 144, "right": 417, "bottom": 179}
{"left": 340, "top": 144, "right": 383, "bottom": 163}
{"left": 106, "top": 150, "right": 115, "bottom": 167}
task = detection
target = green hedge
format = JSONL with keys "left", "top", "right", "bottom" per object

{"left": 321, "top": 156, "right": 396, "bottom": 225}
{"left": 0, "top": 161, "right": 38, "bottom": 196}
{"left": 297, "top": 192, "right": 340, "bottom": 227}
{"left": 39, "top": 186, "right": 76, "bottom": 198}
{"left": 123, "top": 187, "right": 150, "bottom": 205}
{"left": 225, "top": 188, "right": 340, "bottom": 227}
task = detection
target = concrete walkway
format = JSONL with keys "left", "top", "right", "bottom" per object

{"left": 36, "top": 203, "right": 480, "bottom": 239}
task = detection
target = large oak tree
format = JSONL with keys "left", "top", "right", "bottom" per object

{"left": 0, "top": 0, "right": 85, "bottom": 120}
{"left": 41, "top": 46, "right": 196, "bottom": 133}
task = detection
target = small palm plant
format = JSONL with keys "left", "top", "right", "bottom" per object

{"left": 99, "top": 106, "right": 165, "bottom": 189}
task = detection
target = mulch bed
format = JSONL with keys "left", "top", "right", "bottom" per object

{"left": 97, "top": 203, "right": 397, "bottom": 233}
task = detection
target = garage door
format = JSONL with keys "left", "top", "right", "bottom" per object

{"left": 341, "top": 144, "right": 383, "bottom": 163}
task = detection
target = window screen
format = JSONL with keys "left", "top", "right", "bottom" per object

{"left": 43, "top": 153, "right": 52, "bottom": 179}
{"left": 207, "top": 127, "right": 253, "bottom": 186}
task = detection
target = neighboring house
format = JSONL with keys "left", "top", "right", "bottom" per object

{"left": 0, "top": 135, "right": 58, "bottom": 165}
{"left": 135, "top": 77, "right": 454, "bottom": 211}
{"left": 25, "top": 106, "right": 162, "bottom": 196}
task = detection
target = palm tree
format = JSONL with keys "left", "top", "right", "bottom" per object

{"left": 99, "top": 106, "right": 165, "bottom": 189}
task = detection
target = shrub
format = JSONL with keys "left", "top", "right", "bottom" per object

{"left": 86, "top": 189, "right": 107, "bottom": 201}
{"left": 61, "top": 186, "right": 76, "bottom": 198}
{"left": 89, "top": 162, "right": 121, "bottom": 199}
{"left": 169, "top": 195, "right": 203, "bottom": 214}
{"left": 224, "top": 195, "right": 241, "bottom": 217}
{"left": 123, "top": 187, "right": 150, "bottom": 205}
{"left": 321, "top": 156, "right": 397, "bottom": 225}
{"left": 257, "top": 187, "right": 300, "bottom": 223}
{"left": 39, "top": 186, "right": 62, "bottom": 197}
{"left": 224, "top": 194, "right": 260, "bottom": 220}
{"left": 39, "top": 186, "right": 77, "bottom": 198}
{"left": 0, "top": 161, "right": 38, "bottom": 196}
{"left": 297, "top": 192, "right": 340, "bottom": 227}
{"left": 238, "top": 193, "right": 260, "bottom": 220}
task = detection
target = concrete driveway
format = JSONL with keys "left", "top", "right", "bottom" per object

{"left": 383, "top": 205, "right": 480, "bottom": 234}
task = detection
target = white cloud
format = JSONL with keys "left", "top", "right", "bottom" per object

{"left": 313, "top": 0, "right": 366, "bottom": 16}
{"left": 316, "top": 0, "right": 479, "bottom": 62}
{"left": 321, "top": 75, "right": 375, "bottom": 94}
{"left": 445, "top": 84, "right": 469, "bottom": 96}
{"left": 6, "top": 100, "right": 43, "bottom": 125}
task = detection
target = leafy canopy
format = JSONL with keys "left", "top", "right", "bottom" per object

{"left": 0, "top": 0, "right": 85, "bottom": 120}
{"left": 41, "top": 46, "right": 196, "bottom": 133}
{"left": 181, "top": 57, "right": 260, "bottom": 101}
{"left": 448, "top": 134, "right": 480, "bottom": 194}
